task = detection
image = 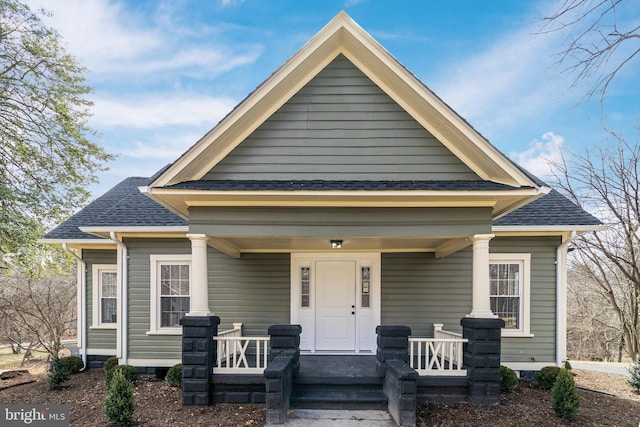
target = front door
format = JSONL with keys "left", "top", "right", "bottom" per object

{"left": 291, "top": 253, "right": 380, "bottom": 353}
{"left": 315, "top": 260, "right": 356, "bottom": 351}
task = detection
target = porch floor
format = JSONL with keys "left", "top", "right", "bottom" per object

{"left": 298, "top": 355, "right": 379, "bottom": 380}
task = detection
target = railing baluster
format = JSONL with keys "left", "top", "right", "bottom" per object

{"left": 408, "top": 335, "right": 468, "bottom": 377}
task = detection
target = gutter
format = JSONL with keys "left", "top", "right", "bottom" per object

{"left": 109, "top": 232, "right": 128, "bottom": 365}
{"left": 62, "top": 244, "right": 87, "bottom": 371}
{"left": 556, "top": 230, "right": 576, "bottom": 367}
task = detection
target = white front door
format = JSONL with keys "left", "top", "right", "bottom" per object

{"left": 315, "top": 260, "right": 356, "bottom": 351}
{"left": 291, "top": 253, "right": 380, "bottom": 353}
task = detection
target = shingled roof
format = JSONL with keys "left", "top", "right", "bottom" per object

{"left": 44, "top": 177, "right": 600, "bottom": 242}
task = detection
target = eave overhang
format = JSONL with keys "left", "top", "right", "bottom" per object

{"left": 79, "top": 226, "right": 190, "bottom": 240}
{"left": 140, "top": 186, "right": 549, "bottom": 220}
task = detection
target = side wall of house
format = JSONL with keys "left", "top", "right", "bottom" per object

{"left": 83, "top": 249, "right": 118, "bottom": 353}
{"left": 125, "top": 238, "right": 290, "bottom": 365}
{"left": 381, "top": 236, "right": 559, "bottom": 364}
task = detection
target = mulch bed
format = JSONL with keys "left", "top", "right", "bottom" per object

{"left": 1, "top": 366, "right": 639, "bottom": 426}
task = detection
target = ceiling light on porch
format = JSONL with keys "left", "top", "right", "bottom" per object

{"left": 330, "top": 240, "right": 343, "bottom": 249}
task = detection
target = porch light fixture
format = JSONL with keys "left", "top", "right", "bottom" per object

{"left": 330, "top": 240, "right": 343, "bottom": 249}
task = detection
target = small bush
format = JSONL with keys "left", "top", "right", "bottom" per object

{"left": 106, "top": 364, "right": 138, "bottom": 389}
{"left": 47, "top": 357, "right": 70, "bottom": 390}
{"left": 166, "top": 363, "right": 182, "bottom": 388}
{"left": 103, "top": 370, "right": 136, "bottom": 424}
{"left": 563, "top": 360, "right": 572, "bottom": 370}
{"left": 552, "top": 368, "right": 580, "bottom": 418}
{"left": 536, "top": 366, "right": 561, "bottom": 390}
{"left": 627, "top": 356, "right": 640, "bottom": 392}
{"left": 500, "top": 365, "right": 518, "bottom": 392}
{"left": 59, "top": 356, "right": 84, "bottom": 375}
{"left": 103, "top": 356, "right": 118, "bottom": 373}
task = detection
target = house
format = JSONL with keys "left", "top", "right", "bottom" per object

{"left": 44, "top": 11, "right": 600, "bottom": 420}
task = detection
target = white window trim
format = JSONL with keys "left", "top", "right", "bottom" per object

{"left": 91, "top": 264, "right": 117, "bottom": 329}
{"left": 148, "top": 254, "right": 192, "bottom": 335}
{"left": 489, "top": 253, "right": 532, "bottom": 338}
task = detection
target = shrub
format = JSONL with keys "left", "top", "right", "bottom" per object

{"left": 103, "top": 370, "right": 136, "bottom": 424}
{"left": 103, "top": 357, "right": 119, "bottom": 387}
{"left": 59, "top": 356, "right": 84, "bottom": 375}
{"left": 500, "top": 365, "right": 518, "bottom": 392}
{"left": 47, "top": 357, "right": 70, "bottom": 390}
{"left": 106, "top": 364, "right": 138, "bottom": 389}
{"left": 536, "top": 366, "right": 561, "bottom": 390}
{"left": 627, "top": 356, "right": 640, "bottom": 393}
{"left": 551, "top": 368, "right": 580, "bottom": 418}
{"left": 103, "top": 356, "right": 118, "bottom": 373}
{"left": 563, "top": 360, "right": 572, "bottom": 370}
{"left": 165, "top": 363, "right": 182, "bottom": 388}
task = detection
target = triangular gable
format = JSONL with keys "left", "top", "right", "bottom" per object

{"left": 206, "top": 55, "right": 480, "bottom": 181}
{"left": 150, "top": 11, "right": 536, "bottom": 189}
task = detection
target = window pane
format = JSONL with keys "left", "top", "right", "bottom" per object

{"left": 490, "top": 262, "right": 521, "bottom": 330}
{"left": 300, "top": 267, "right": 310, "bottom": 308}
{"left": 101, "top": 298, "right": 117, "bottom": 323}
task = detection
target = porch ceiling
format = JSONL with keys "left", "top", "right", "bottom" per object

{"left": 206, "top": 235, "right": 470, "bottom": 259}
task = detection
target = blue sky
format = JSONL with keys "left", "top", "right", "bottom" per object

{"left": 27, "top": 0, "right": 640, "bottom": 199}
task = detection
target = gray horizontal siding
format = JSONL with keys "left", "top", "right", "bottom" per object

{"left": 83, "top": 249, "right": 117, "bottom": 350}
{"left": 205, "top": 54, "right": 479, "bottom": 181}
{"left": 381, "top": 236, "right": 560, "bottom": 363}
{"left": 381, "top": 251, "right": 472, "bottom": 337}
{"left": 125, "top": 238, "right": 290, "bottom": 360}
{"left": 190, "top": 207, "right": 493, "bottom": 238}
{"left": 492, "top": 236, "right": 560, "bottom": 363}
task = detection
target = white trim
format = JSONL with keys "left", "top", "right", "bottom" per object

{"left": 290, "top": 252, "right": 381, "bottom": 353}
{"left": 127, "top": 358, "right": 182, "bottom": 368}
{"left": 41, "top": 238, "right": 113, "bottom": 245}
{"left": 91, "top": 264, "right": 118, "bottom": 328}
{"left": 87, "top": 348, "right": 118, "bottom": 356}
{"left": 556, "top": 232, "right": 575, "bottom": 367}
{"left": 501, "top": 361, "right": 559, "bottom": 371}
{"left": 149, "top": 254, "right": 192, "bottom": 334}
{"left": 489, "top": 253, "right": 531, "bottom": 337}
{"left": 81, "top": 226, "right": 189, "bottom": 233}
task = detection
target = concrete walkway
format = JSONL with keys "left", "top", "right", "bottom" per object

{"left": 266, "top": 409, "right": 397, "bottom": 426}
{"left": 572, "top": 361, "right": 630, "bottom": 376}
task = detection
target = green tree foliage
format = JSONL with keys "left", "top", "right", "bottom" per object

{"left": 47, "top": 356, "right": 69, "bottom": 390}
{"left": 627, "top": 356, "right": 640, "bottom": 392}
{"left": 103, "top": 370, "right": 136, "bottom": 424}
{"left": 0, "top": 0, "right": 113, "bottom": 266}
{"left": 106, "top": 365, "right": 138, "bottom": 389}
{"left": 551, "top": 368, "right": 581, "bottom": 418}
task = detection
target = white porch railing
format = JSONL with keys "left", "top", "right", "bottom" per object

{"left": 213, "top": 323, "right": 270, "bottom": 374}
{"left": 408, "top": 324, "right": 467, "bottom": 376}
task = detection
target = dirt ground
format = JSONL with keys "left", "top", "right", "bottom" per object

{"left": 1, "top": 364, "right": 639, "bottom": 426}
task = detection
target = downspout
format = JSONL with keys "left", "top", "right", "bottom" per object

{"left": 556, "top": 230, "right": 576, "bottom": 367}
{"left": 109, "top": 232, "right": 128, "bottom": 365}
{"left": 63, "top": 244, "right": 87, "bottom": 371}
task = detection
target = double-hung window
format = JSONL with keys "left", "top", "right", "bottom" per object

{"left": 149, "top": 255, "right": 191, "bottom": 334}
{"left": 489, "top": 254, "right": 531, "bottom": 337}
{"left": 92, "top": 265, "right": 117, "bottom": 328}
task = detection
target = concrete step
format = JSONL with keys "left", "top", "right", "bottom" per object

{"left": 290, "top": 387, "right": 388, "bottom": 410}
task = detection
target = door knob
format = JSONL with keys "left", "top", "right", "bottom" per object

{"left": 352, "top": 305, "right": 355, "bottom": 308}
{"left": 352, "top": 311, "right": 355, "bottom": 315}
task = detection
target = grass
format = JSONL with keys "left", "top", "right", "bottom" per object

{"left": 0, "top": 346, "right": 47, "bottom": 371}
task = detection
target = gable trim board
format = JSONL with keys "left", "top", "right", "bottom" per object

{"left": 150, "top": 12, "right": 536, "bottom": 189}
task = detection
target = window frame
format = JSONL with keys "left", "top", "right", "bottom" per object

{"left": 91, "top": 264, "right": 118, "bottom": 329}
{"left": 489, "top": 253, "right": 532, "bottom": 337}
{"left": 149, "top": 254, "right": 192, "bottom": 335}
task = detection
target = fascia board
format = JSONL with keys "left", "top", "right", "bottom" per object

{"left": 493, "top": 225, "right": 607, "bottom": 233}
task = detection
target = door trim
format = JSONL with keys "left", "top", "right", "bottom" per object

{"left": 290, "top": 252, "right": 381, "bottom": 353}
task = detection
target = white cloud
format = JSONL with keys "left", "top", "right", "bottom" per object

{"left": 429, "top": 10, "right": 577, "bottom": 137}
{"left": 26, "top": 0, "right": 262, "bottom": 78}
{"left": 119, "top": 132, "right": 207, "bottom": 160}
{"left": 91, "top": 94, "right": 237, "bottom": 128}
{"left": 510, "top": 131, "right": 565, "bottom": 180}
{"left": 220, "top": 0, "right": 245, "bottom": 7}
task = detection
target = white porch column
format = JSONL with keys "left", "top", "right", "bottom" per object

{"left": 467, "top": 233, "right": 497, "bottom": 318}
{"left": 186, "top": 234, "right": 212, "bottom": 316}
